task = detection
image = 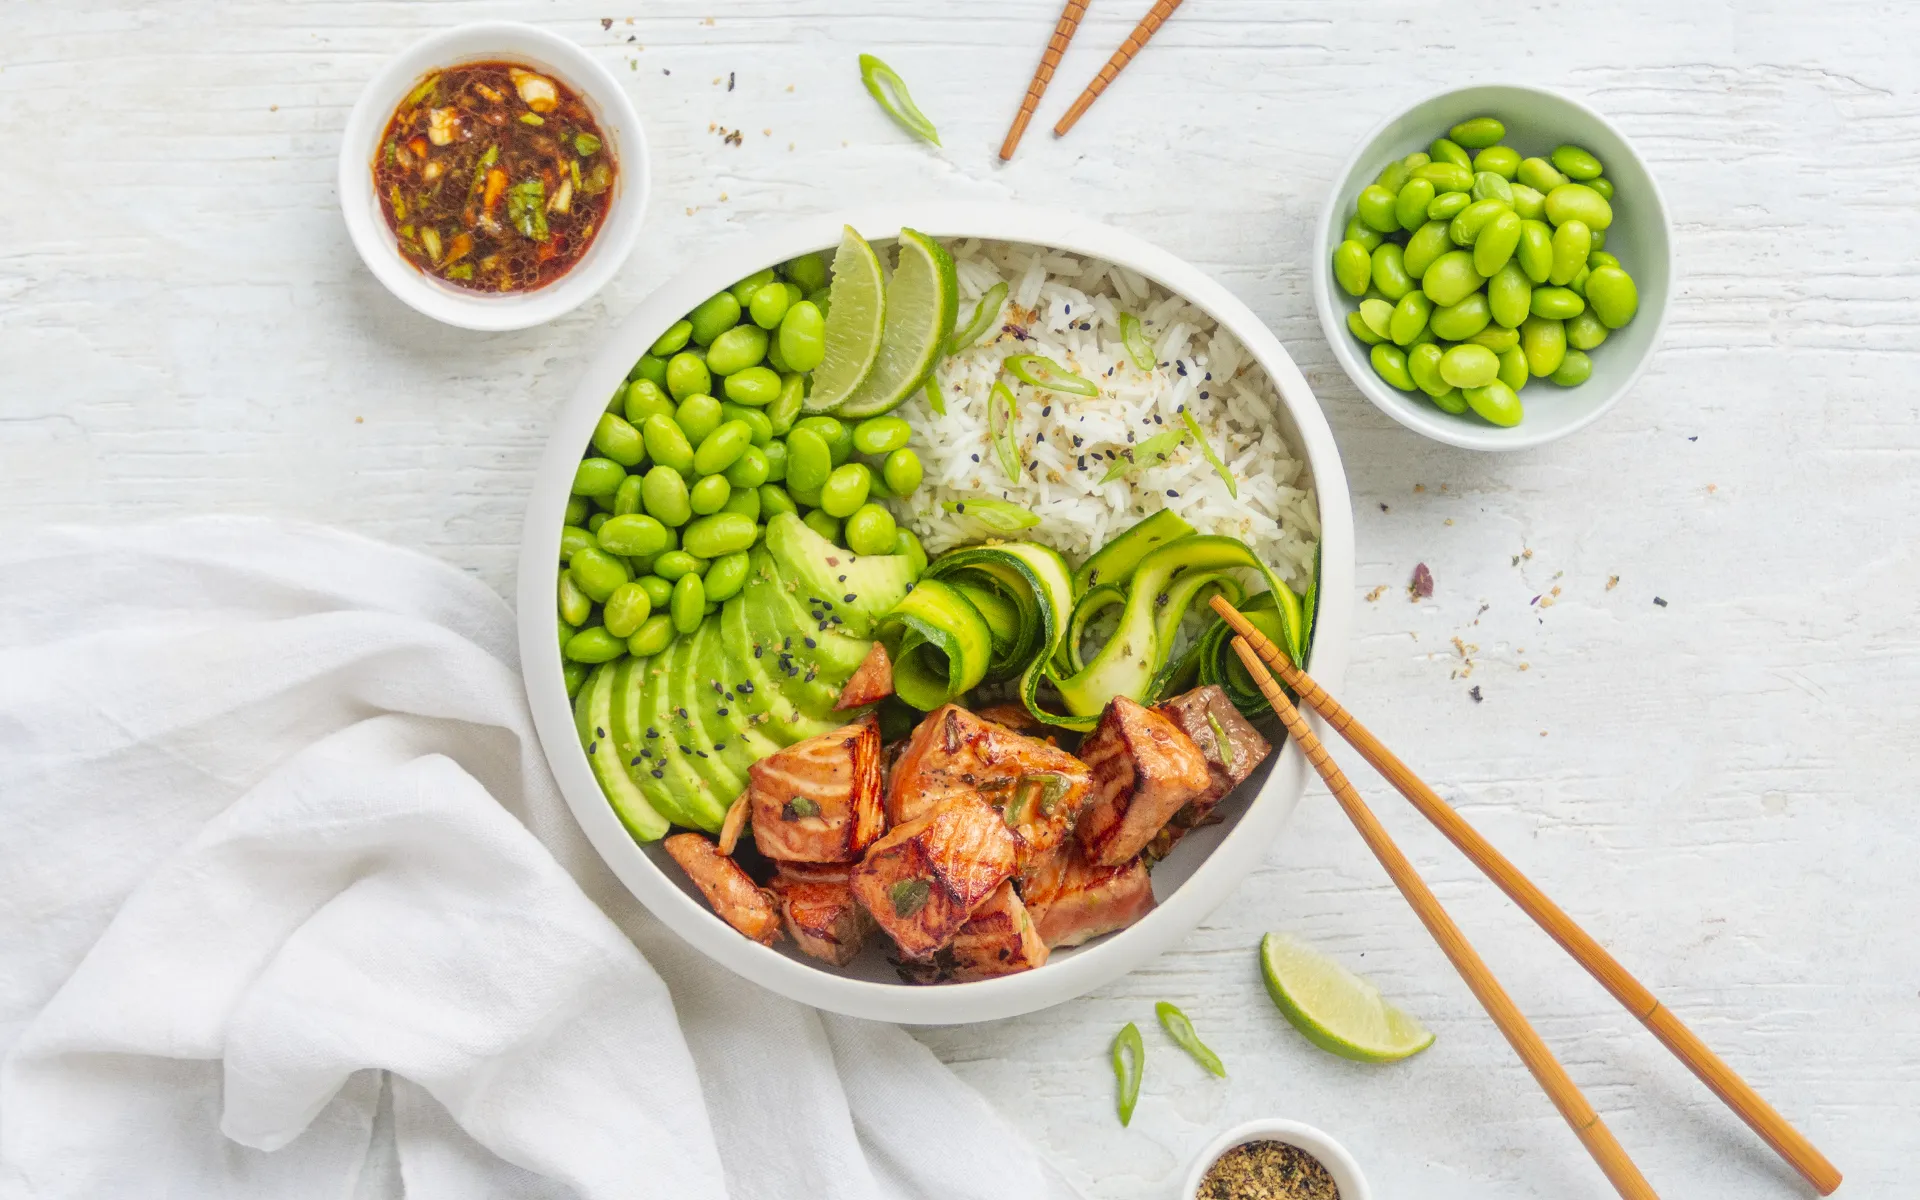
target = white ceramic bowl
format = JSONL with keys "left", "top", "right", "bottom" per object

{"left": 338, "top": 22, "right": 649, "bottom": 331}
{"left": 517, "top": 203, "right": 1354, "bottom": 1023}
{"left": 1181, "top": 1119, "right": 1370, "bottom": 1200}
{"left": 1313, "top": 83, "right": 1672, "bottom": 451}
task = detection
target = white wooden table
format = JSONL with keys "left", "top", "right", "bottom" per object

{"left": 4, "top": 2, "right": 1914, "bottom": 1196}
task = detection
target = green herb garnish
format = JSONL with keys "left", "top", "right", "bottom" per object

{"left": 446, "top": 264, "right": 473, "bottom": 281}
{"left": 1205, "top": 711, "right": 1234, "bottom": 762}
{"left": 574, "top": 131, "right": 602, "bottom": 156}
{"left": 949, "top": 282, "right": 1008, "bottom": 354}
{"left": 403, "top": 73, "right": 441, "bottom": 109}
{"left": 1112, "top": 1022, "right": 1144, "bottom": 1125}
{"left": 1005, "top": 353, "right": 1099, "bottom": 397}
{"left": 1117, "top": 312, "right": 1156, "bottom": 371}
{"left": 782, "top": 796, "right": 821, "bottom": 820}
{"left": 506, "top": 178, "right": 549, "bottom": 241}
{"left": 1100, "top": 427, "right": 1187, "bottom": 484}
{"left": 923, "top": 373, "right": 946, "bottom": 416}
{"left": 518, "top": 112, "right": 544, "bottom": 126}
{"left": 889, "top": 877, "right": 932, "bottom": 918}
{"left": 941, "top": 497, "right": 1040, "bottom": 534}
{"left": 1156, "top": 1001, "right": 1226, "bottom": 1077}
{"left": 858, "top": 53, "right": 940, "bottom": 145}
{"left": 1179, "top": 408, "right": 1237, "bottom": 497}
{"left": 988, "top": 380, "right": 1020, "bottom": 481}
{"left": 467, "top": 144, "right": 499, "bottom": 202}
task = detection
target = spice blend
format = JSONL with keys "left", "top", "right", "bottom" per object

{"left": 1196, "top": 1140, "right": 1339, "bottom": 1200}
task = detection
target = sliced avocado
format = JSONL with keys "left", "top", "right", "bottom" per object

{"left": 689, "top": 601, "right": 785, "bottom": 784}
{"left": 610, "top": 656, "right": 690, "bottom": 830}
{"left": 743, "top": 553, "right": 863, "bottom": 718}
{"left": 576, "top": 662, "right": 669, "bottom": 842}
{"left": 720, "top": 578, "right": 841, "bottom": 745}
{"left": 764, "top": 512, "right": 916, "bottom": 638}
{"left": 637, "top": 634, "right": 727, "bottom": 831}
{"left": 660, "top": 630, "right": 734, "bottom": 831}
{"left": 671, "top": 616, "right": 749, "bottom": 802}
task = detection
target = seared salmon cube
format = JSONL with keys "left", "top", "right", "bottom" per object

{"left": 1075, "top": 695, "right": 1212, "bottom": 865}
{"left": 850, "top": 794, "right": 1017, "bottom": 959}
{"left": 888, "top": 704, "right": 1092, "bottom": 869}
{"left": 771, "top": 864, "right": 872, "bottom": 967}
{"left": 749, "top": 716, "right": 884, "bottom": 863}
{"left": 664, "top": 833, "right": 782, "bottom": 946}
{"left": 896, "top": 881, "right": 1048, "bottom": 983}
{"left": 833, "top": 641, "right": 894, "bottom": 710}
{"left": 1019, "top": 840, "right": 1156, "bottom": 948}
{"left": 1147, "top": 685, "right": 1274, "bottom": 860}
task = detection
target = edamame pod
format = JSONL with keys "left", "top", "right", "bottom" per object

{"left": 704, "top": 551, "right": 752, "bottom": 602}
{"left": 1464, "top": 380, "right": 1522, "bottom": 427}
{"left": 844, "top": 503, "right": 898, "bottom": 557}
{"left": 706, "top": 324, "right": 769, "bottom": 376}
{"left": 602, "top": 582, "right": 652, "bottom": 639}
{"left": 1516, "top": 157, "right": 1569, "bottom": 193}
{"left": 564, "top": 626, "right": 627, "bottom": 664}
{"left": 1343, "top": 216, "right": 1385, "bottom": 252}
{"left": 665, "top": 351, "right": 711, "bottom": 401}
{"left": 1413, "top": 162, "right": 1474, "bottom": 193}
{"left": 801, "top": 509, "right": 842, "bottom": 544}
{"left": 1432, "top": 388, "right": 1469, "bottom": 414}
{"left": 670, "top": 573, "right": 706, "bottom": 634}
{"left": 629, "top": 354, "right": 669, "bottom": 389}
{"left": 1471, "top": 171, "right": 1514, "bottom": 206}
{"left": 676, "top": 394, "right": 724, "bottom": 446}
{"left": 1427, "top": 190, "right": 1472, "bottom": 221}
{"left": 592, "top": 412, "right": 647, "bottom": 467}
{"left": 687, "top": 291, "right": 742, "bottom": 345}
{"left": 682, "top": 512, "right": 759, "bottom": 559}
{"left": 1565, "top": 309, "right": 1610, "bottom": 351}
{"left": 1375, "top": 158, "right": 1412, "bottom": 195}
{"left": 651, "top": 550, "right": 707, "bottom": 582}
{"left": 597, "top": 513, "right": 671, "bottom": 558}
{"left": 1449, "top": 198, "right": 1510, "bottom": 247}
{"left": 721, "top": 486, "right": 761, "bottom": 522}
{"left": 692, "top": 420, "right": 753, "bottom": 476}
{"left": 768, "top": 373, "right": 805, "bottom": 435}
{"left": 568, "top": 546, "right": 630, "bottom": 603}
{"left": 650, "top": 320, "right": 693, "bottom": 357}
{"left": 564, "top": 496, "right": 591, "bottom": 526}
{"left": 1589, "top": 176, "right": 1614, "bottom": 201}
{"left": 1472, "top": 145, "right": 1521, "bottom": 179}
{"left": 758, "top": 483, "right": 798, "bottom": 518}
{"left": 1347, "top": 310, "right": 1384, "bottom": 345}
{"left": 720, "top": 402, "right": 774, "bottom": 447}
{"left": 722, "top": 366, "right": 782, "bottom": 407}
{"left": 1466, "top": 324, "right": 1521, "bottom": 353}
{"left": 785, "top": 428, "right": 832, "bottom": 494}
{"left": 749, "top": 282, "right": 791, "bottom": 330}
{"left": 761, "top": 439, "right": 789, "bottom": 482}
{"left": 636, "top": 575, "right": 674, "bottom": 609}
{"left": 725, "top": 444, "right": 771, "bottom": 489}
{"left": 777, "top": 301, "right": 828, "bottom": 373}
{"left": 1428, "top": 137, "right": 1472, "bottom": 169}
{"left": 1356, "top": 185, "right": 1400, "bottom": 233}
{"left": 1544, "top": 183, "right": 1612, "bottom": 231}
{"left": 852, "top": 415, "right": 912, "bottom": 455}
{"left": 1370, "top": 343, "right": 1416, "bottom": 391}
{"left": 560, "top": 525, "right": 596, "bottom": 562}
{"left": 819, "top": 463, "right": 872, "bottom": 518}
{"left": 624, "top": 378, "right": 675, "bottom": 425}
{"left": 1406, "top": 343, "right": 1450, "bottom": 397}
{"left": 883, "top": 447, "right": 924, "bottom": 494}
{"left": 794, "top": 416, "right": 852, "bottom": 465}
{"left": 1584, "top": 266, "right": 1639, "bottom": 328}
{"left": 1358, "top": 298, "right": 1395, "bottom": 339}
{"left": 1510, "top": 182, "right": 1546, "bottom": 221}
{"left": 1521, "top": 315, "right": 1567, "bottom": 378}
{"left": 642, "top": 415, "right": 694, "bottom": 474}
{"left": 558, "top": 570, "right": 591, "bottom": 626}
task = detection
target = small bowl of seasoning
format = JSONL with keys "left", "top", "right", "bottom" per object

{"left": 339, "top": 22, "right": 649, "bottom": 331}
{"left": 1183, "top": 1120, "right": 1370, "bottom": 1200}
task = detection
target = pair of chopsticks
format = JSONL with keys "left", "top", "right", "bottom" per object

{"left": 999, "top": 0, "right": 1185, "bottom": 160}
{"left": 1208, "top": 596, "right": 1842, "bottom": 1199}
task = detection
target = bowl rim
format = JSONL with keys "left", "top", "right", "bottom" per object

{"left": 1310, "top": 81, "right": 1674, "bottom": 451}
{"left": 1180, "top": 1119, "right": 1372, "bottom": 1200}
{"left": 336, "top": 21, "right": 650, "bottom": 332}
{"left": 517, "top": 202, "right": 1355, "bottom": 1023}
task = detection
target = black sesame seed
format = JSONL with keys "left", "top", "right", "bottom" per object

{"left": 679, "top": 744, "right": 691, "bottom": 754}
{"left": 1153, "top": 413, "right": 1163, "bottom": 424}
{"left": 715, "top": 742, "right": 726, "bottom": 751}
{"left": 1042, "top": 405, "right": 1052, "bottom": 417}
{"left": 783, "top": 636, "right": 792, "bottom": 650}
{"left": 595, "top": 726, "right": 606, "bottom": 738}
{"left": 1077, "top": 455, "right": 1087, "bottom": 470}
{"left": 1199, "top": 391, "right": 1209, "bottom": 399}
{"left": 1072, "top": 435, "right": 1083, "bottom": 447}
{"left": 740, "top": 682, "right": 754, "bottom": 693}
{"left": 630, "top": 755, "right": 641, "bottom": 766}
{"left": 837, "top": 574, "right": 846, "bottom": 582}
{"left": 970, "top": 453, "right": 980, "bottom": 462}
{"left": 676, "top": 707, "right": 688, "bottom": 719}
{"left": 585, "top": 741, "right": 596, "bottom": 754}
{"left": 646, "top": 727, "right": 659, "bottom": 738}
{"left": 754, "top": 645, "right": 763, "bottom": 658}
{"left": 804, "top": 637, "right": 817, "bottom": 649}
{"left": 695, "top": 750, "right": 708, "bottom": 759}
{"left": 1036, "top": 432, "right": 1046, "bottom": 443}
{"left": 717, "top": 708, "right": 728, "bottom": 717}
{"left": 651, "top": 769, "right": 664, "bottom": 778}
{"left": 1167, "top": 489, "right": 1179, "bottom": 497}
{"left": 1176, "top": 361, "right": 1188, "bottom": 376}
{"left": 843, "top": 593, "right": 856, "bottom": 603}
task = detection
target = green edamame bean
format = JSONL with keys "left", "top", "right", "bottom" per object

{"left": 1390, "top": 291, "right": 1432, "bottom": 346}
{"left": 692, "top": 420, "right": 753, "bottom": 476}
{"left": 1357, "top": 297, "right": 1395, "bottom": 340}
{"left": 1471, "top": 171, "right": 1514, "bottom": 206}
{"left": 704, "top": 551, "right": 751, "bottom": 602}
{"left": 1473, "top": 209, "right": 1523, "bottom": 276}
{"left": 1439, "top": 343, "right": 1500, "bottom": 390}
{"left": 1449, "top": 116, "right": 1505, "bottom": 149}
{"left": 665, "top": 351, "right": 711, "bottom": 402}
{"left": 1343, "top": 216, "right": 1384, "bottom": 252}
{"left": 688, "top": 474, "right": 731, "bottom": 515}
{"left": 560, "top": 525, "right": 596, "bottom": 563}
{"left": 1432, "top": 388, "right": 1469, "bottom": 415}
{"left": 1486, "top": 261, "right": 1533, "bottom": 330}
{"left": 670, "top": 573, "right": 706, "bottom": 634}
{"left": 1584, "top": 266, "right": 1639, "bottom": 328}
{"left": 768, "top": 374, "right": 805, "bottom": 436}
{"left": 564, "top": 626, "right": 626, "bottom": 664}
{"left": 1427, "top": 190, "right": 1472, "bottom": 222}
{"left": 1402, "top": 221, "right": 1453, "bottom": 281}
{"left": 748, "top": 282, "right": 791, "bottom": 330}
{"left": 624, "top": 378, "right": 675, "bottom": 426}
{"left": 1497, "top": 346, "right": 1530, "bottom": 392}
{"left": 1430, "top": 292, "right": 1492, "bottom": 341}
{"left": 853, "top": 415, "right": 913, "bottom": 456}
{"left": 572, "top": 457, "right": 626, "bottom": 497}
{"left": 1375, "top": 156, "right": 1413, "bottom": 195}
{"left": 1449, "top": 198, "right": 1510, "bottom": 247}
{"left": 761, "top": 439, "right": 789, "bottom": 482}
{"left": 805, "top": 286, "right": 830, "bottom": 315}
{"left": 602, "top": 582, "right": 653, "bottom": 639}
{"left": 596, "top": 512, "right": 671, "bottom": 558}
{"left": 722, "top": 487, "right": 761, "bottom": 522}
{"left": 628, "top": 613, "right": 674, "bottom": 659}
{"left": 587, "top": 512, "right": 610, "bottom": 535}
{"left": 722, "top": 366, "right": 782, "bottom": 407}
{"left": 1429, "top": 137, "right": 1472, "bottom": 170}
{"left": 1356, "top": 184, "right": 1399, "bottom": 234}
{"left": 1395, "top": 178, "right": 1436, "bottom": 231}
{"left": 641, "top": 414, "right": 694, "bottom": 474}
{"left": 1370, "top": 343, "right": 1416, "bottom": 391}
{"left": 641, "top": 465, "right": 692, "bottom": 527}
{"left": 1566, "top": 309, "right": 1610, "bottom": 351}
{"left": 784, "top": 252, "right": 829, "bottom": 293}
{"left": 725, "top": 444, "right": 771, "bottom": 488}
{"left": 568, "top": 546, "right": 629, "bottom": 603}
{"left": 613, "top": 474, "right": 644, "bottom": 517}
{"left": 1530, "top": 286, "right": 1585, "bottom": 320}
{"left": 759, "top": 483, "right": 797, "bottom": 518}
{"left": 1347, "top": 310, "right": 1383, "bottom": 345}
{"left": 706, "top": 324, "right": 769, "bottom": 377}
{"left": 1545, "top": 184, "right": 1612, "bottom": 231}
{"left": 563, "top": 658, "right": 589, "bottom": 697}
{"left": 1371, "top": 243, "right": 1414, "bottom": 301}
{"left": 1510, "top": 182, "right": 1546, "bottom": 221}
{"left": 1550, "top": 349, "right": 1593, "bottom": 387}
{"left": 675, "top": 394, "right": 724, "bottom": 447}
{"left": 652, "top": 550, "right": 707, "bottom": 582}
{"left": 776, "top": 301, "right": 827, "bottom": 374}
{"left": 592, "top": 412, "right": 647, "bottom": 468}
{"left": 1516, "top": 157, "right": 1569, "bottom": 194}
{"left": 1333, "top": 241, "right": 1373, "bottom": 297}
{"left": 795, "top": 416, "right": 852, "bottom": 465}
{"left": 1516, "top": 220, "right": 1554, "bottom": 284}
{"left": 650, "top": 320, "right": 693, "bottom": 357}
{"left": 1472, "top": 145, "right": 1521, "bottom": 179}
{"left": 558, "top": 569, "right": 591, "bottom": 626}
{"left": 1587, "top": 251, "right": 1620, "bottom": 272}
{"left": 1413, "top": 162, "right": 1474, "bottom": 193}
{"left": 682, "top": 512, "right": 758, "bottom": 559}
{"left": 1521, "top": 315, "right": 1567, "bottom": 378}
{"left": 688, "top": 291, "right": 742, "bottom": 345}
{"left": 882, "top": 447, "right": 923, "bottom": 495}
{"left": 1568, "top": 265, "right": 1590, "bottom": 298}
{"left": 720, "top": 402, "right": 774, "bottom": 447}
{"left": 591, "top": 488, "right": 620, "bottom": 514}
{"left": 1550, "top": 144, "right": 1603, "bottom": 181}
{"left": 628, "top": 354, "right": 668, "bottom": 389}
{"left": 819, "top": 462, "right": 872, "bottom": 518}
{"left": 801, "top": 509, "right": 842, "bottom": 544}
{"left": 1403, "top": 150, "right": 1432, "bottom": 171}
{"left": 765, "top": 330, "right": 791, "bottom": 374}
{"left": 895, "top": 529, "right": 928, "bottom": 576}
{"left": 566, "top": 496, "right": 592, "bottom": 528}
{"left": 1589, "top": 228, "right": 1606, "bottom": 252}
{"left": 1464, "top": 380, "right": 1522, "bottom": 427}
{"left": 1406, "top": 343, "right": 1449, "bottom": 398}
{"left": 730, "top": 268, "right": 776, "bottom": 307}
{"left": 1420, "top": 251, "right": 1482, "bottom": 308}
{"left": 1589, "top": 176, "right": 1614, "bottom": 201}
{"left": 636, "top": 575, "right": 674, "bottom": 608}
{"left": 1467, "top": 324, "right": 1521, "bottom": 353}
{"left": 785, "top": 427, "right": 832, "bottom": 494}
{"left": 843, "top": 503, "right": 898, "bottom": 557}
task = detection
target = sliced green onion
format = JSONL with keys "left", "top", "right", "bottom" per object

{"left": 923, "top": 372, "right": 946, "bottom": 416}
{"left": 1205, "top": 711, "right": 1234, "bottom": 762}
{"left": 507, "top": 178, "right": 549, "bottom": 241}
{"left": 518, "top": 112, "right": 544, "bottom": 126}
{"left": 1005, "top": 354, "right": 1099, "bottom": 397}
{"left": 1117, "top": 312, "right": 1156, "bottom": 371}
{"left": 446, "top": 263, "right": 473, "bottom": 281}
{"left": 467, "top": 144, "right": 499, "bottom": 202}
{"left": 1179, "top": 408, "right": 1238, "bottom": 497}
{"left": 419, "top": 226, "right": 442, "bottom": 263}
{"left": 949, "top": 282, "right": 1008, "bottom": 354}
{"left": 1155, "top": 1002, "right": 1226, "bottom": 1077}
{"left": 574, "top": 131, "right": 602, "bottom": 156}
{"left": 988, "top": 380, "right": 1020, "bottom": 481}
{"left": 858, "top": 53, "right": 940, "bottom": 146}
{"left": 1099, "top": 427, "right": 1186, "bottom": 484}
{"left": 403, "top": 73, "right": 441, "bottom": 109}
{"left": 388, "top": 184, "right": 407, "bottom": 221}
{"left": 1112, "top": 1022, "right": 1144, "bottom": 1126}
{"left": 941, "top": 497, "right": 1039, "bottom": 534}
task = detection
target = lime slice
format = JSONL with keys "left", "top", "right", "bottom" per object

{"left": 1260, "top": 932, "right": 1435, "bottom": 1063}
{"left": 804, "top": 226, "right": 887, "bottom": 413}
{"left": 833, "top": 228, "right": 958, "bottom": 418}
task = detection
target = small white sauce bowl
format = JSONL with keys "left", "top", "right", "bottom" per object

{"left": 1181, "top": 1119, "right": 1371, "bottom": 1200}
{"left": 337, "top": 22, "right": 649, "bottom": 331}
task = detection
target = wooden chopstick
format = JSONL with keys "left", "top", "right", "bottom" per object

{"left": 1212, "top": 597, "right": 1844, "bottom": 1196}
{"left": 1000, "top": 0, "right": 1091, "bottom": 160}
{"left": 1051, "top": 0, "right": 1186, "bottom": 138}
{"left": 1227, "top": 637, "right": 1659, "bottom": 1200}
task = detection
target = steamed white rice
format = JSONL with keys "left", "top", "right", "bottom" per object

{"left": 895, "top": 240, "right": 1319, "bottom": 593}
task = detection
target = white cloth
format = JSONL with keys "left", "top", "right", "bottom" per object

{"left": 0, "top": 517, "right": 1075, "bottom": 1200}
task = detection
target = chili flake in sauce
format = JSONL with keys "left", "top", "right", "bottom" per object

{"left": 373, "top": 62, "right": 614, "bottom": 293}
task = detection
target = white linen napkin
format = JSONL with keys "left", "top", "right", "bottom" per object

{"left": 0, "top": 517, "right": 1075, "bottom": 1200}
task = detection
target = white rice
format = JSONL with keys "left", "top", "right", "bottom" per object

{"left": 895, "top": 239, "right": 1319, "bottom": 593}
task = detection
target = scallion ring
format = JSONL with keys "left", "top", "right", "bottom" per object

{"left": 858, "top": 53, "right": 940, "bottom": 146}
{"left": 1178, "top": 408, "right": 1238, "bottom": 497}
{"left": 1005, "top": 353, "right": 1099, "bottom": 397}
{"left": 1111, "top": 1022, "right": 1144, "bottom": 1126}
{"left": 1099, "top": 426, "right": 1186, "bottom": 484}
{"left": 1117, "top": 312, "right": 1157, "bottom": 371}
{"left": 1155, "top": 1001, "right": 1226, "bottom": 1077}
{"left": 940, "top": 496, "right": 1039, "bottom": 534}
{"left": 949, "top": 282, "right": 1008, "bottom": 354}
{"left": 988, "top": 380, "right": 1021, "bottom": 481}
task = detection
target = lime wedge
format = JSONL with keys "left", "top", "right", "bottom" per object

{"left": 1260, "top": 932, "right": 1435, "bottom": 1063}
{"left": 833, "top": 228, "right": 958, "bottom": 418}
{"left": 804, "top": 226, "right": 888, "bottom": 413}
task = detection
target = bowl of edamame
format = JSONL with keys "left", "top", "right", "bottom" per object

{"left": 1313, "top": 84, "right": 1672, "bottom": 451}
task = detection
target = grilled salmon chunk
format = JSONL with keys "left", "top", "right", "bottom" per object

{"left": 897, "top": 881, "right": 1048, "bottom": 982}
{"left": 1019, "top": 840, "right": 1156, "bottom": 948}
{"left": 850, "top": 793, "right": 1017, "bottom": 959}
{"left": 1146, "top": 685, "right": 1273, "bottom": 860}
{"left": 664, "top": 833, "right": 782, "bottom": 946}
{"left": 834, "top": 641, "right": 894, "bottom": 710}
{"left": 749, "top": 716, "right": 885, "bottom": 863}
{"left": 888, "top": 704, "right": 1092, "bottom": 869}
{"left": 1075, "top": 695, "right": 1212, "bottom": 865}
{"left": 771, "top": 864, "right": 872, "bottom": 967}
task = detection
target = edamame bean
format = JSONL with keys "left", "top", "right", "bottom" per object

{"left": 819, "top": 463, "right": 872, "bottom": 518}
{"left": 1429, "top": 137, "right": 1473, "bottom": 169}
{"left": 558, "top": 569, "right": 592, "bottom": 626}
{"left": 785, "top": 252, "right": 829, "bottom": 293}
{"left": 795, "top": 416, "right": 852, "bottom": 465}
{"left": 843, "top": 503, "right": 898, "bottom": 557}
{"left": 720, "top": 402, "right": 774, "bottom": 447}
{"left": 1550, "top": 144, "right": 1603, "bottom": 181}
{"left": 1484, "top": 261, "right": 1533, "bottom": 330}
{"left": 1449, "top": 117, "right": 1506, "bottom": 149}
{"left": 1333, "top": 241, "right": 1373, "bottom": 296}
{"left": 564, "top": 626, "right": 627, "bottom": 664}
{"left": 1375, "top": 158, "right": 1412, "bottom": 195}
{"left": 1516, "top": 157, "right": 1569, "bottom": 193}
{"left": 1497, "top": 346, "right": 1530, "bottom": 392}
{"left": 1390, "top": 291, "right": 1433, "bottom": 346}
{"left": 759, "top": 483, "right": 797, "bottom": 518}
{"left": 1510, "top": 182, "right": 1546, "bottom": 221}
{"left": 676, "top": 394, "right": 724, "bottom": 447}
{"left": 704, "top": 551, "right": 751, "bottom": 602}
{"left": 1439, "top": 343, "right": 1500, "bottom": 389}
{"left": 1521, "top": 315, "right": 1567, "bottom": 377}
{"left": 1589, "top": 176, "right": 1614, "bottom": 201}
{"left": 1395, "top": 178, "right": 1436, "bottom": 231}
{"left": 587, "top": 512, "right": 610, "bottom": 535}
{"left": 602, "top": 582, "right": 653, "bottom": 639}
{"left": 1413, "top": 162, "right": 1474, "bottom": 193}
{"left": 761, "top": 439, "right": 789, "bottom": 482}
{"left": 650, "top": 320, "right": 693, "bottom": 357}
{"left": 801, "top": 509, "right": 842, "bottom": 544}
{"left": 1567, "top": 265, "right": 1590, "bottom": 298}
{"left": 1432, "top": 388, "right": 1469, "bottom": 415}
{"left": 628, "top": 614, "right": 674, "bottom": 658}
{"left": 1466, "top": 324, "right": 1521, "bottom": 353}
{"left": 565, "top": 496, "right": 591, "bottom": 526}
{"left": 613, "top": 474, "right": 644, "bottom": 517}
{"left": 1584, "top": 266, "right": 1639, "bottom": 328}
{"left": 1449, "top": 198, "right": 1510, "bottom": 247}
{"left": 592, "top": 412, "right": 647, "bottom": 467}
{"left": 1343, "top": 216, "right": 1385, "bottom": 252}
{"left": 652, "top": 550, "right": 707, "bottom": 582}
{"left": 765, "top": 332, "right": 791, "bottom": 374}
{"left": 641, "top": 414, "right": 694, "bottom": 474}
{"left": 1357, "top": 298, "right": 1395, "bottom": 340}
{"left": 1464, "top": 380, "right": 1522, "bottom": 427}
{"left": 628, "top": 354, "right": 668, "bottom": 389}
{"left": 730, "top": 268, "right": 776, "bottom": 307}
{"left": 882, "top": 447, "right": 923, "bottom": 495}
{"left": 682, "top": 512, "right": 758, "bottom": 559}
{"left": 895, "top": 529, "right": 928, "bottom": 576}
{"left": 722, "top": 366, "right": 782, "bottom": 407}
{"left": 641, "top": 465, "right": 692, "bottom": 527}
{"left": 1427, "top": 190, "right": 1472, "bottom": 222}
{"left": 1587, "top": 250, "right": 1620, "bottom": 272}
{"left": 560, "top": 525, "right": 596, "bottom": 563}
{"left": 1471, "top": 171, "right": 1514, "bottom": 205}
{"left": 689, "top": 474, "right": 731, "bottom": 515}
{"left": 572, "top": 457, "right": 626, "bottom": 497}
{"left": 624, "top": 378, "right": 674, "bottom": 426}
{"left": 693, "top": 420, "right": 753, "bottom": 476}
{"left": 768, "top": 374, "right": 805, "bottom": 436}
{"left": 1371, "top": 242, "right": 1414, "bottom": 301}
{"left": 1472, "top": 145, "right": 1522, "bottom": 179}
{"left": 776, "top": 301, "right": 827, "bottom": 374}
{"left": 1473, "top": 210, "right": 1523, "bottom": 276}
{"left": 1589, "top": 228, "right": 1606, "bottom": 252}
{"left": 1370, "top": 343, "right": 1416, "bottom": 391}
{"left": 591, "top": 489, "right": 619, "bottom": 514}
{"left": 1430, "top": 292, "right": 1492, "bottom": 341}
{"left": 806, "top": 286, "right": 830, "bottom": 315}
{"left": 636, "top": 575, "right": 674, "bottom": 608}
{"left": 665, "top": 351, "right": 711, "bottom": 401}
{"left": 1401, "top": 221, "right": 1453, "bottom": 281}
{"left": 596, "top": 513, "right": 671, "bottom": 558}
{"left": 1550, "top": 349, "right": 1593, "bottom": 386}
{"left": 569, "top": 546, "right": 629, "bottom": 603}
{"left": 748, "top": 282, "right": 790, "bottom": 330}
{"left": 1566, "top": 309, "right": 1610, "bottom": 350}
{"left": 1406, "top": 343, "right": 1450, "bottom": 397}
{"left": 1530, "top": 286, "right": 1585, "bottom": 320}
{"left": 1347, "top": 310, "right": 1384, "bottom": 345}
{"left": 1420, "top": 251, "right": 1482, "bottom": 308}
{"left": 847, "top": 417, "right": 906, "bottom": 457}
{"left": 670, "top": 573, "right": 706, "bottom": 634}
{"left": 688, "top": 291, "right": 742, "bottom": 345}
{"left": 785, "top": 428, "right": 832, "bottom": 494}
{"left": 721, "top": 487, "right": 760, "bottom": 521}
{"left": 563, "top": 659, "right": 588, "bottom": 697}
{"left": 1516, "top": 220, "right": 1554, "bottom": 284}
{"left": 1544, "top": 183, "right": 1612, "bottom": 230}
{"left": 706, "top": 325, "right": 769, "bottom": 378}
{"left": 1403, "top": 150, "right": 1432, "bottom": 171}
{"left": 725, "top": 444, "right": 771, "bottom": 488}
{"left": 1356, "top": 185, "right": 1399, "bottom": 233}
